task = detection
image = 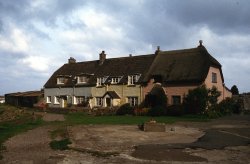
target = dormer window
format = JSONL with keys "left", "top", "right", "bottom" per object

{"left": 111, "top": 77, "right": 121, "bottom": 84}
{"left": 128, "top": 74, "right": 140, "bottom": 85}
{"left": 57, "top": 77, "right": 65, "bottom": 84}
{"left": 96, "top": 76, "right": 108, "bottom": 86}
{"left": 77, "top": 76, "right": 88, "bottom": 84}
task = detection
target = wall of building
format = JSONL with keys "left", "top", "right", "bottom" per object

{"left": 164, "top": 85, "right": 198, "bottom": 105}
{"left": 204, "top": 66, "right": 232, "bottom": 102}
{"left": 91, "top": 84, "right": 142, "bottom": 107}
{"left": 44, "top": 87, "right": 91, "bottom": 108}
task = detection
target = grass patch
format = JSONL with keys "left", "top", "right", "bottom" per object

{"left": 49, "top": 138, "right": 72, "bottom": 150}
{"left": 50, "top": 127, "right": 68, "bottom": 140}
{"left": 65, "top": 112, "right": 209, "bottom": 125}
{"left": 0, "top": 115, "right": 43, "bottom": 159}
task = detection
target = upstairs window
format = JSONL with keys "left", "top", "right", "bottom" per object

{"left": 57, "top": 77, "right": 65, "bottom": 84}
{"left": 96, "top": 76, "right": 108, "bottom": 86}
{"left": 212, "top": 72, "right": 217, "bottom": 83}
{"left": 128, "top": 97, "right": 138, "bottom": 106}
{"left": 111, "top": 77, "right": 121, "bottom": 84}
{"left": 77, "top": 76, "right": 88, "bottom": 84}
{"left": 128, "top": 74, "right": 140, "bottom": 85}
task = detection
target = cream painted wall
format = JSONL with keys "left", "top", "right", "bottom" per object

{"left": 91, "top": 84, "right": 142, "bottom": 107}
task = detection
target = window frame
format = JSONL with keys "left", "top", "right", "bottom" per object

{"left": 46, "top": 96, "right": 52, "bottom": 103}
{"left": 75, "top": 96, "right": 85, "bottom": 105}
{"left": 54, "top": 96, "right": 60, "bottom": 104}
{"left": 212, "top": 72, "right": 217, "bottom": 83}
{"left": 77, "top": 76, "right": 88, "bottom": 84}
{"left": 111, "top": 77, "right": 121, "bottom": 84}
{"left": 172, "top": 95, "right": 181, "bottom": 105}
{"left": 96, "top": 97, "right": 103, "bottom": 106}
{"left": 128, "top": 75, "right": 140, "bottom": 85}
{"left": 57, "top": 77, "right": 65, "bottom": 84}
{"left": 127, "top": 96, "right": 138, "bottom": 106}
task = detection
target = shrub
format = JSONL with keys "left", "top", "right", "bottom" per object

{"left": 166, "top": 105, "right": 185, "bottom": 116}
{"left": 116, "top": 103, "right": 134, "bottom": 115}
{"left": 49, "top": 138, "right": 72, "bottom": 150}
{"left": 183, "top": 85, "right": 221, "bottom": 114}
{"left": 218, "top": 97, "right": 241, "bottom": 115}
{"left": 134, "top": 108, "right": 149, "bottom": 116}
{"left": 148, "top": 105, "right": 166, "bottom": 117}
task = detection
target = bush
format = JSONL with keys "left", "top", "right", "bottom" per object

{"left": 49, "top": 138, "right": 72, "bottom": 150}
{"left": 166, "top": 105, "right": 185, "bottom": 116}
{"left": 116, "top": 103, "right": 134, "bottom": 115}
{"left": 134, "top": 108, "right": 149, "bottom": 116}
{"left": 218, "top": 97, "right": 241, "bottom": 115}
{"left": 148, "top": 105, "right": 166, "bottom": 117}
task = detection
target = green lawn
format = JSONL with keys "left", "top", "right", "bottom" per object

{"left": 65, "top": 112, "right": 209, "bottom": 125}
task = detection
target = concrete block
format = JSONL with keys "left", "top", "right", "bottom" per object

{"left": 144, "top": 122, "right": 166, "bottom": 132}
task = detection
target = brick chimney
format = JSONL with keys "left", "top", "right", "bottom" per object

{"left": 155, "top": 46, "right": 161, "bottom": 55}
{"left": 68, "top": 57, "right": 76, "bottom": 64}
{"left": 99, "top": 50, "right": 106, "bottom": 65}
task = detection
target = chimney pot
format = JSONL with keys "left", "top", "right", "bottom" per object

{"left": 199, "top": 40, "right": 203, "bottom": 47}
{"left": 68, "top": 57, "right": 76, "bottom": 64}
{"left": 155, "top": 46, "right": 161, "bottom": 55}
{"left": 99, "top": 51, "right": 106, "bottom": 65}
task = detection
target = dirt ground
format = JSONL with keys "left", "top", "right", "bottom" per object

{"left": 1, "top": 114, "right": 249, "bottom": 164}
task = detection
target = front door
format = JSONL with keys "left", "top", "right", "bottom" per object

{"left": 106, "top": 98, "right": 111, "bottom": 107}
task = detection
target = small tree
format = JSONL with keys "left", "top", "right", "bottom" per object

{"left": 208, "top": 86, "right": 221, "bottom": 107}
{"left": 231, "top": 85, "right": 239, "bottom": 95}
{"left": 183, "top": 85, "right": 209, "bottom": 114}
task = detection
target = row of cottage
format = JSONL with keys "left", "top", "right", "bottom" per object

{"left": 44, "top": 41, "right": 232, "bottom": 109}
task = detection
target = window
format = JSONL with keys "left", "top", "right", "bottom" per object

{"left": 54, "top": 96, "right": 60, "bottom": 104}
{"left": 96, "top": 97, "right": 103, "bottom": 106}
{"left": 77, "top": 76, "right": 88, "bottom": 84}
{"left": 128, "top": 97, "right": 138, "bottom": 106}
{"left": 128, "top": 75, "right": 140, "bottom": 85}
{"left": 96, "top": 76, "right": 108, "bottom": 86}
{"left": 212, "top": 72, "right": 217, "bottom": 83}
{"left": 75, "top": 96, "right": 85, "bottom": 104}
{"left": 46, "top": 96, "right": 51, "bottom": 103}
{"left": 172, "top": 96, "right": 181, "bottom": 105}
{"left": 57, "top": 77, "right": 65, "bottom": 84}
{"left": 111, "top": 77, "right": 121, "bottom": 84}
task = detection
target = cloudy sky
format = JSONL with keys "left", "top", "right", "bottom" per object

{"left": 0, "top": 0, "right": 249, "bottom": 95}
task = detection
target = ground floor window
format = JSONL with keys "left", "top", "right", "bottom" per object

{"left": 54, "top": 96, "right": 60, "bottom": 104}
{"left": 172, "top": 95, "right": 181, "bottom": 105}
{"left": 128, "top": 97, "right": 138, "bottom": 106}
{"left": 96, "top": 97, "right": 103, "bottom": 106}
{"left": 75, "top": 96, "right": 85, "bottom": 105}
{"left": 46, "top": 96, "right": 51, "bottom": 103}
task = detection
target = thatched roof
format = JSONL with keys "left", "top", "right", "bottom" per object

{"left": 146, "top": 46, "right": 223, "bottom": 84}
{"left": 44, "top": 45, "right": 223, "bottom": 88}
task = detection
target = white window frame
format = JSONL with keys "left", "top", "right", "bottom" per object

{"left": 96, "top": 97, "right": 103, "bottom": 106}
{"left": 77, "top": 76, "right": 87, "bottom": 84}
{"left": 128, "top": 75, "right": 140, "bottom": 85}
{"left": 75, "top": 96, "right": 85, "bottom": 104}
{"left": 46, "top": 96, "right": 52, "bottom": 103}
{"left": 127, "top": 97, "right": 138, "bottom": 106}
{"left": 96, "top": 76, "right": 108, "bottom": 86}
{"left": 111, "top": 77, "right": 121, "bottom": 84}
{"left": 96, "top": 78, "right": 102, "bottom": 86}
{"left": 57, "top": 77, "right": 65, "bottom": 84}
{"left": 54, "top": 96, "right": 60, "bottom": 104}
